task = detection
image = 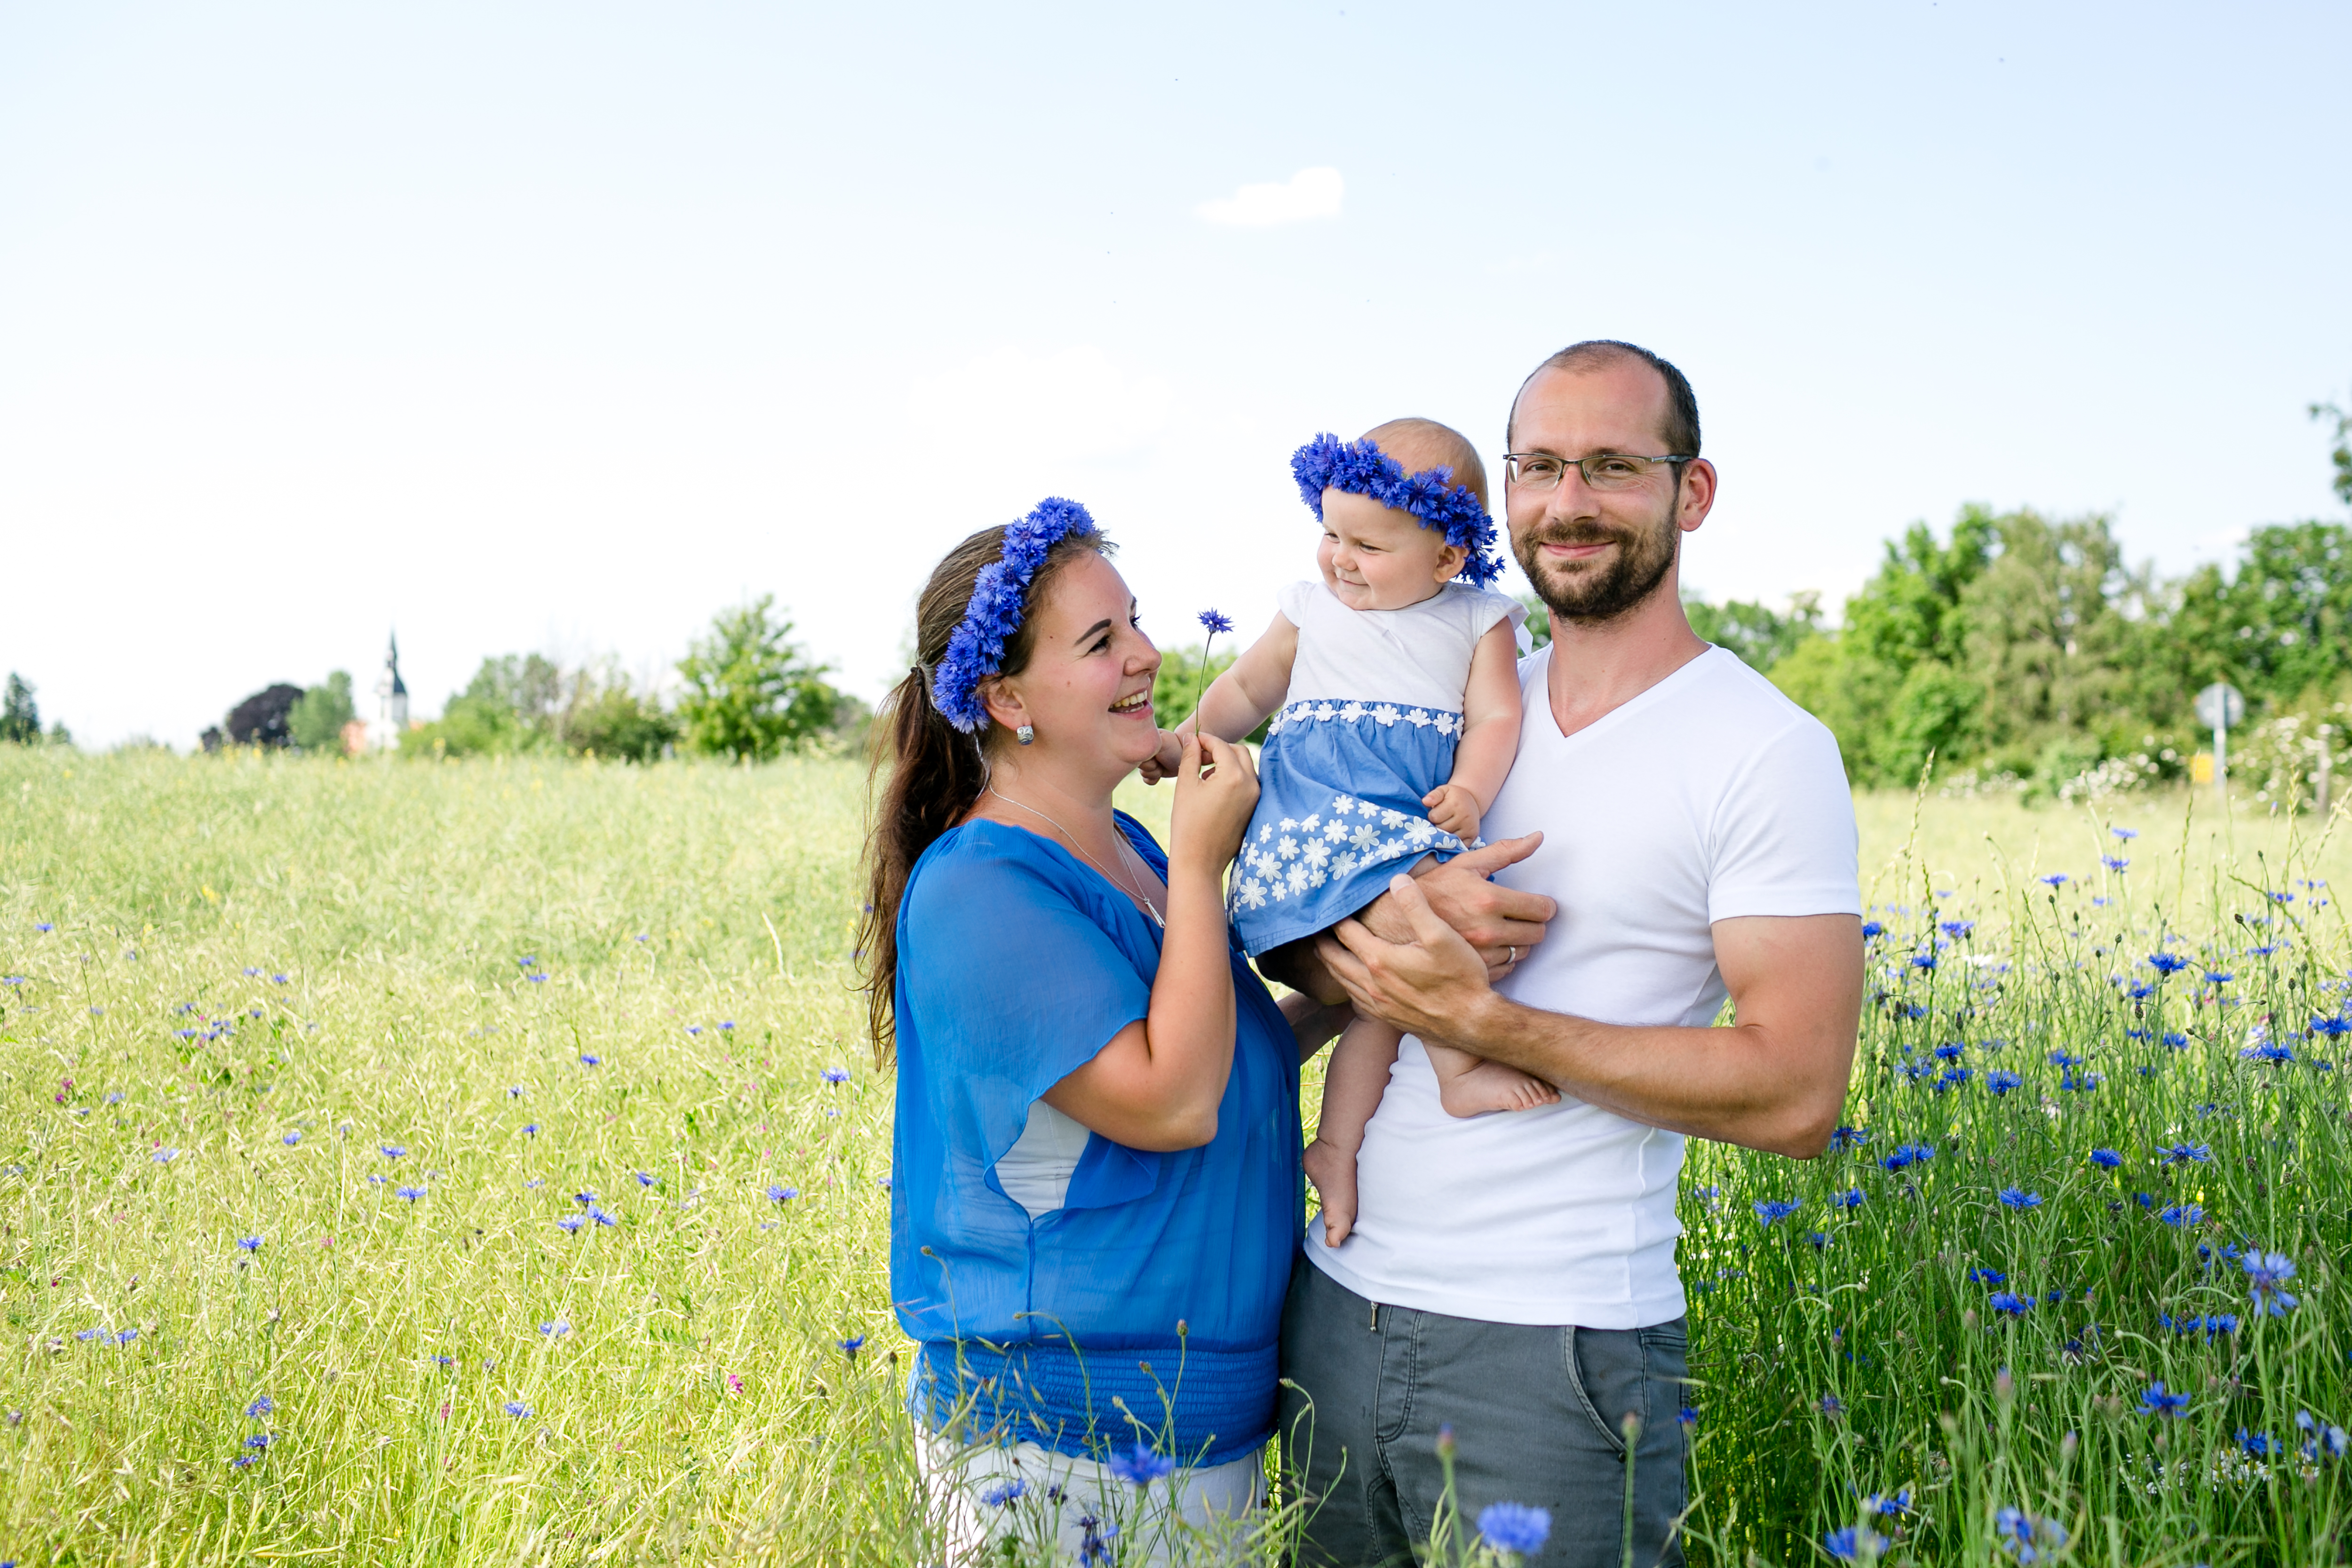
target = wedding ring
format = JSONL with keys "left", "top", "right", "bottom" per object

{"left": 1505, "top": 945, "right": 1518, "bottom": 966}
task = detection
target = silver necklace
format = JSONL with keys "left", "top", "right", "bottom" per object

{"left": 986, "top": 786, "right": 1166, "bottom": 928}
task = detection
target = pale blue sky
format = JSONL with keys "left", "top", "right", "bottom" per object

{"left": 4, "top": 1, "right": 2348, "bottom": 746}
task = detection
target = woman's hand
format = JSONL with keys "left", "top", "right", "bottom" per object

{"left": 1168, "top": 732, "right": 1258, "bottom": 872}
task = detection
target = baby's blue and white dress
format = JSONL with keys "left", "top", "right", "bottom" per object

{"left": 1230, "top": 579, "right": 1525, "bottom": 957}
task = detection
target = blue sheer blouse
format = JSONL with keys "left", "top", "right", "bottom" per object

{"left": 890, "top": 812, "right": 1302, "bottom": 1466}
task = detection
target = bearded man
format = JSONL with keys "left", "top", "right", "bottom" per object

{"left": 1273, "top": 341, "right": 1865, "bottom": 1568}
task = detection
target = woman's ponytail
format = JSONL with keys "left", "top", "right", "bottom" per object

{"left": 858, "top": 523, "right": 1112, "bottom": 1066}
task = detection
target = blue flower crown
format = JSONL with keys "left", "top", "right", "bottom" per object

{"left": 1290, "top": 433, "right": 1506, "bottom": 588}
{"left": 927, "top": 498, "right": 1102, "bottom": 734}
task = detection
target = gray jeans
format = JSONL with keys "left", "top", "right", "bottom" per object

{"left": 1276, "top": 1255, "right": 1688, "bottom": 1568}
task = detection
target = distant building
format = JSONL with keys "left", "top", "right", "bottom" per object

{"left": 368, "top": 633, "right": 409, "bottom": 751}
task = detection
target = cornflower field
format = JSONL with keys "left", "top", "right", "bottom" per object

{"left": 0, "top": 747, "right": 2346, "bottom": 1566}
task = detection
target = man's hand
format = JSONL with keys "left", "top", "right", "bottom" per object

{"left": 1421, "top": 782, "right": 1482, "bottom": 841}
{"left": 1319, "top": 874, "right": 1502, "bottom": 1050}
{"left": 1358, "top": 833, "right": 1556, "bottom": 978}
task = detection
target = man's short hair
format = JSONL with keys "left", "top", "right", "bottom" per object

{"left": 1507, "top": 340, "right": 1701, "bottom": 461}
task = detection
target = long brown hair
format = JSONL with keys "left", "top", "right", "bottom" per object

{"left": 858, "top": 523, "right": 1114, "bottom": 1066}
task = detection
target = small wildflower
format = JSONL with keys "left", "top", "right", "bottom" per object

{"left": 281, "top": 1131, "right": 300, "bottom": 1146}
{"left": 1677, "top": 1406, "right": 1698, "bottom": 1428}
{"left": 1753, "top": 1199, "right": 1801, "bottom": 1226}
{"left": 2139, "top": 1381, "right": 2192, "bottom": 1417}
{"left": 245, "top": 1433, "right": 271, "bottom": 1449}
{"left": 556, "top": 1215, "right": 585, "bottom": 1232}
{"left": 540, "top": 1320, "right": 570, "bottom": 1337}
{"left": 1985, "top": 1070, "right": 2023, "bottom": 1095}
{"left": 1818, "top": 1393, "right": 1844, "bottom": 1414}
{"left": 2159, "top": 1203, "right": 2204, "bottom": 1227}
{"left": 978, "top": 1478, "right": 1027, "bottom": 1507}
{"left": 2103, "top": 856, "right": 2128, "bottom": 872}
{"left": 1198, "top": 608, "right": 1235, "bottom": 636}
{"left": 395, "top": 1186, "right": 425, "bottom": 1202}
{"left": 2089, "top": 1148, "right": 2122, "bottom": 1168}
{"left": 1823, "top": 1526, "right": 1888, "bottom": 1561}
{"left": 1997, "top": 1187, "right": 2042, "bottom": 1209}
{"left": 522, "top": 1123, "right": 538, "bottom": 1136}
{"left": 1988, "top": 1291, "right": 2032, "bottom": 1316}
{"left": 2244, "top": 1250, "right": 2299, "bottom": 1314}
{"left": 1830, "top": 1188, "right": 1866, "bottom": 1209}
{"left": 238, "top": 1235, "right": 262, "bottom": 1251}
{"left": 152, "top": 1148, "right": 178, "bottom": 1163}
{"left": 767, "top": 1185, "right": 798, "bottom": 1203}
{"left": 505, "top": 1401, "right": 532, "bottom": 1418}
{"left": 1968, "top": 1267, "right": 2006, "bottom": 1284}
{"left": 821, "top": 1067, "right": 851, "bottom": 1084}
{"left": 2159, "top": 1142, "right": 2211, "bottom": 1164}
{"left": 636, "top": 1171, "right": 656, "bottom": 1187}
{"left": 246, "top": 1395, "right": 274, "bottom": 1418}
{"left": 1106, "top": 1442, "right": 1176, "bottom": 1486}
{"left": 379, "top": 1145, "right": 405, "bottom": 1160}
{"left": 839, "top": 1335, "right": 866, "bottom": 1360}
{"left": 1475, "top": 1502, "right": 1552, "bottom": 1556}
{"left": 2040, "top": 874, "right": 2068, "bottom": 887}
{"left": 579, "top": 1054, "right": 599, "bottom": 1067}
{"left": 115, "top": 1328, "right": 137, "bottom": 1344}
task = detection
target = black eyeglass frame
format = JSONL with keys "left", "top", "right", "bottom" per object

{"left": 1501, "top": 451, "right": 1700, "bottom": 488}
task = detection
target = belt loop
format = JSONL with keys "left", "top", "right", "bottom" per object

{"left": 1369, "top": 1299, "right": 1379, "bottom": 1332}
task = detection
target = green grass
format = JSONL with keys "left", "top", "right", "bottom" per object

{"left": 0, "top": 749, "right": 2345, "bottom": 1565}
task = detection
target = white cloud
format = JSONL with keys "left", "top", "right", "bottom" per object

{"left": 1194, "top": 166, "right": 1344, "bottom": 227}
{"left": 906, "top": 345, "right": 1174, "bottom": 465}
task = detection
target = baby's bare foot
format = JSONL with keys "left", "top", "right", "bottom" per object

{"left": 1303, "top": 1137, "right": 1359, "bottom": 1246}
{"left": 1438, "top": 1060, "right": 1560, "bottom": 1118}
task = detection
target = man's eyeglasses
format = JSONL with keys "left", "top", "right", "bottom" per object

{"left": 1502, "top": 451, "right": 1695, "bottom": 492}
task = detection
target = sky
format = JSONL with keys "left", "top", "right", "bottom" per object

{"left": 4, "top": 1, "right": 2349, "bottom": 748}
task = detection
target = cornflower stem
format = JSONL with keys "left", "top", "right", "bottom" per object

{"left": 1620, "top": 1411, "right": 1642, "bottom": 1568}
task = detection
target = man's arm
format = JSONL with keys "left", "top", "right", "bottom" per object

{"left": 1317, "top": 875, "right": 1862, "bottom": 1159}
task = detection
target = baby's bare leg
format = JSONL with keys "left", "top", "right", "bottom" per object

{"left": 1303, "top": 1015, "right": 1401, "bottom": 1247}
{"left": 1424, "top": 1041, "right": 1561, "bottom": 1117}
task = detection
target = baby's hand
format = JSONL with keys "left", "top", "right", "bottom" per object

{"left": 1138, "top": 728, "right": 1186, "bottom": 786}
{"left": 1422, "top": 783, "right": 1482, "bottom": 841}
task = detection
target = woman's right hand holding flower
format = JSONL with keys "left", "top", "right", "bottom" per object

{"left": 1168, "top": 732, "right": 1257, "bottom": 872}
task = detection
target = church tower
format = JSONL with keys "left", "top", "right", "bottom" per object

{"left": 369, "top": 632, "right": 410, "bottom": 751}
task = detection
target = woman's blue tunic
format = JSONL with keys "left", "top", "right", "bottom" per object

{"left": 890, "top": 813, "right": 1301, "bottom": 1466}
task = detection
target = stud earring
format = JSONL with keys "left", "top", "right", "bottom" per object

{"left": 1016, "top": 724, "right": 1035, "bottom": 746}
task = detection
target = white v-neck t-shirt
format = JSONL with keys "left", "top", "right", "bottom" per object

{"left": 1307, "top": 645, "right": 1861, "bottom": 1328}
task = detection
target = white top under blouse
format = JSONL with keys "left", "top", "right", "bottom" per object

{"left": 1278, "top": 579, "right": 1526, "bottom": 713}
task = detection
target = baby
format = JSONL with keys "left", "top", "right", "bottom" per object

{"left": 1150, "top": 419, "right": 1556, "bottom": 1244}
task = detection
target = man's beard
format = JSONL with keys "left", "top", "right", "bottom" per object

{"left": 1514, "top": 502, "right": 1679, "bottom": 626}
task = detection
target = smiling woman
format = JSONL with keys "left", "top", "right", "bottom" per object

{"left": 856, "top": 503, "right": 1318, "bottom": 1561}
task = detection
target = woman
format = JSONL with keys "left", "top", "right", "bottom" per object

{"left": 859, "top": 500, "right": 1335, "bottom": 1561}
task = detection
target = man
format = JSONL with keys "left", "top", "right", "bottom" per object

{"left": 1275, "top": 341, "right": 1864, "bottom": 1567}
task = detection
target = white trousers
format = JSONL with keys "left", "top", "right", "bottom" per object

{"left": 914, "top": 1425, "right": 1265, "bottom": 1566}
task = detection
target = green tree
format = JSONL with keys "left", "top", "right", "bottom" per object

{"left": 287, "top": 671, "right": 356, "bottom": 752}
{"left": 2170, "top": 522, "right": 2352, "bottom": 708}
{"left": 2314, "top": 397, "right": 2352, "bottom": 509}
{"left": 0, "top": 673, "right": 38, "bottom": 745}
{"left": 407, "top": 654, "right": 564, "bottom": 756}
{"left": 1685, "top": 592, "right": 1822, "bottom": 673}
{"left": 563, "top": 666, "right": 679, "bottom": 763}
{"left": 675, "top": 596, "right": 843, "bottom": 761}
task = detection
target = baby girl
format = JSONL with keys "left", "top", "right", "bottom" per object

{"left": 1150, "top": 419, "right": 1556, "bottom": 1244}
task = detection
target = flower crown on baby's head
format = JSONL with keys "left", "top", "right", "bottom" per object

{"left": 926, "top": 497, "right": 1103, "bottom": 734}
{"left": 1290, "top": 433, "right": 1507, "bottom": 589}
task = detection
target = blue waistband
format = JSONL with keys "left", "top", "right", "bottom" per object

{"left": 911, "top": 1338, "right": 1276, "bottom": 1468}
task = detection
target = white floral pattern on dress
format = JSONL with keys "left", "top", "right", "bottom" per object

{"left": 1264, "top": 699, "right": 1462, "bottom": 740}
{"left": 1229, "top": 790, "right": 1472, "bottom": 914}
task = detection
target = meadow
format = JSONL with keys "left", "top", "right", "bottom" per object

{"left": 0, "top": 748, "right": 2345, "bottom": 1565}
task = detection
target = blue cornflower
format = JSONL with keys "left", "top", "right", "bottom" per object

{"left": 230, "top": 1454, "right": 258, "bottom": 1469}
{"left": 1818, "top": 1393, "right": 1844, "bottom": 1414}
{"left": 1988, "top": 1291, "right": 2032, "bottom": 1316}
{"left": 1475, "top": 1502, "right": 1552, "bottom": 1556}
{"left": 590, "top": 1208, "right": 616, "bottom": 1226}
{"left": 238, "top": 1235, "right": 262, "bottom": 1251}
{"left": 379, "top": 1145, "right": 405, "bottom": 1160}
{"left": 2159, "top": 1203, "right": 2204, "bottom": 1227}
{"left": 1823, "top": 1526, "right": 1888, "bottom": 1561}
{"left": 1967, "top": 1267, "right": 2007, "bottom": 1284}
{"left": 525, "top": 972, "right": 548, "bottom": 983}
{"left": 395, "top": 1186, "right": 425, "bottom": 1202}
{"left": 2040, "top": 874, "right": 2068, "bottom": 887}
{"left": 685, "top": 1025, "right": 702, "bottom": 1036}
{"left": 767, "top": 1185, "right": 798, "bottom": 1202}
{"left": 839, "top": 1335, "right": 866, "bottom": 1359}
{"left": 1677, "top": 1406, "right": 1699, "bottom": 1428}
{"left": 978, "top": 1478, "right": 1026, "bottom": 1507}
{"left": 1933, "top": 1043, "right": 1964, "bottom": 1061}
{"left": 1986, "top": 1070, "right": 2023, "bottom": 1095}
{"left": 2148, "top": 953, "right": 2190, "bottom": 975}
{"left": 636, "top": 1171, "right": 656, "bottom": 1187}
{"left": 2113, "top": 827, "right": 2137, "bottom": 840}
{"left": 1998, "top": 1187, "right": 2042, "bottom": 1209}
{"left": 1831, "top": 1188, "right": 1866, "bottom": 1209}
{"left": 574, "top": 1191, "right": 597, "bottom": 1207}
{"left": 245, "top": 1433, "right": 270, "bottom": 1449}
{"left": 2313, "top": 1016, "right": 2352, "bottom": 1037}
{"left": 1909, "top": 954, "right": 1936, "bottom": 971}
{"left": 579, "top": 1054, "right": 599, "bottom": 1067}
{"left": 2244, "top": 1250, "right": 2298, "bottom": 1313}
{"left": 505, "top": 1401, "right": 532, "bottom": 1418}
{"left": 76, "top": 1328, "right": 101, "bottom": 1341}
{"left": 556, "top": 1215, "right": 585, "bottom": 1232}
{"left": 115, "top": 1329, "right": 137, "bottom": 1344}
{"left": 281, "top": 1130, "right": 300, "bottom": 1146}
{"left": 246, "top": 1395, "right": 274, "bottom": 1418}
{"left": 2160, "top": 1142, "right": 2211, "bottom": 1164}
{"left": 1198, "top": 608, "right": 1234, "bottom": 636}
{"left": 820, "top": 1067, "right": 851, "bottom": 1084}
{"left": 2205, "top": 971, "right": 2233, "bottom": 986}
{"left": 508, "top": 1085, "right": 524, "bottom": 1097}
{"left": 433, "top": 1355, "right": 455, "bottom": 1366}
{"left": 1829, "top": 1126, "right": 1870, "bottom": 1149}
{"left": 524, "top": 1177, "right": 544, "bottom": 1188}
{"left": 34, "top": 922, "right": 55, "bottom": 932}
{"left": 1753, "top": 1199, "right": 1801, "bottom": 1226}
{"left": 1862, "top": 1489, "right": 1913, "bottom": 1516}
{"left": 1106, "top": 1441, "right": 1177, "bottom": 1486}
{"left": 1995, "top": 1507, "right": 2067, "bottom": 1562}
{"left": 717, "top": 1020, "right": 734, "bottom": 1031}
{"left": 270, "top": 974, "right": 288, "bottom": 984}
{"left": 152, "top": 1148, "right": 177, "bottom": 1163}
{"left": 522, "top": 1123, "right": 538, "bottom": 1136}
{"left": 1860, "top": 921, "right": 1883, "bottom": 940}
{"left": 540, "top": 1320, "right": 569, "bottom": 1337}
{"left": 2089, "top": 1149, "right": 2122, "bottom": 1168}
{"left": 2238, "top": 1428, "right": 2275, "bottom": 1457}
{"left": 2162, "top": 1031, "right": 2189, "bottom": 1048}
{"left": 2104, "top": 856, "right": 2129, "bottom": 873}
{"left": 1940, "top": 920, "right": 1974, "bottom": 939}
{"left": 2242, "top": 1042, "right": 2294, "bottom": 1063}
